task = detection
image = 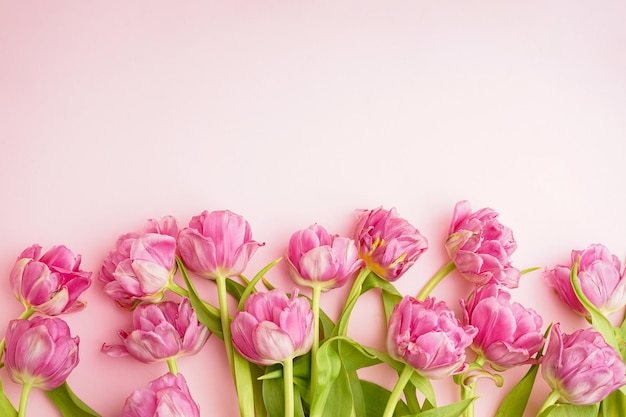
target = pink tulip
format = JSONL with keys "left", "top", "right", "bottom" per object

{"left": 119, "top": 373, "right": 200, "bottom": 417}
{"left": 446, "top": 200, "right": 520, "bottom": 288}
{"left": 544, "top": 244, "right": 626, "bottom": 316}
{"left": 355, "top": 207, "right": 428, "bottom": 282}
{"left": 541, "top": 324, "right": 626, "bottom": 405}
{"left": 100, "top": 231, "right": 177, "bottom": 309}
{"left": 231, "top": 289, "right": 314, "bottom": 366}
{"left": 288, "top": 224, "right": 364, "bottom": 290}
{"left": 144, "top": 215, "right": 180, "bottom": 238}
{"left": 462, "top": 284, "right": 544, "bottom": 370}
{"left": 387, "top": 296, "right": 477, "bottom": 379}
{"left": 177, "top": 210, "right": 263, "bottom": 279}
{"left": 102, "top": 298, "right": 209, "bottom": 363}
{"left": 10, "top": 244, "right": 92, "bottom": 315}
{"left": 3, "top": 317, "right": 80, "bottom": 390}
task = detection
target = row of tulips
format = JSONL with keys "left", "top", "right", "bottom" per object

{"left": 0, "top": 201, "right": 625, "bottom": 416}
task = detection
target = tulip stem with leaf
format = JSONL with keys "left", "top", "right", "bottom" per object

{"left": 382, "top": 364, "right": 414, "bottom": 417}
{"left": 416, "top": 261, "right": 456, "bottom": 301}
{"left": 334, "top": 267, "right": 371, "bottom": 336}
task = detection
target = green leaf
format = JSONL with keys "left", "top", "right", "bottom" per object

{"left": 537, "top": 403, "right": 599, "bottom": 417}
{"left": 411, "top": 397, "right": 475, "bottom": 417}
{"left": 362, "top": 272, "right": 402, "bottom": 322}
{"left": 262, "top": 372, "right": 285, "bottom": 417}
{"left": 600, "top": 389, "right": 626, "bottom": 417}
{"left": 360, "top": 380, "right": 410, "bottom": 417}
{"left": 233, "top": 352, "right": 257, "bottom": 417}
{"left": 570, "top": 258, "right": 620, "bottom": 352}
{"left": 495, "top": 364, "right": 539, "bottom": 417}
{"left": 237, "top": 258, "right": 282, "bottom": 310}
{"left": 0, "top": 378, "right": 17, "bottom": 417}
{"left": 310, "top": 341, "right": 353, "bottom": 417}
{"left": 177, "top": 258, "right": 223, "bottom": 338}
{"left": 46, "top": 382, "right": 101, "bottom": 417}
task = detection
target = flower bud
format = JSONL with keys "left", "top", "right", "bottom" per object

{"left": 102, "top": 298, "right": 209, "bottom": 363}
{"left": 462, "top": 284, "right": 544, "bottom": 370}
{"left": 541, "top": 324, "right": 626, "bottom": 405}
{"left": 387, "top": 296, "right": 477, "bottom": 379}
{"left": 4, "top": 317, "right": 80, "bottom": 390}
{"left": 119, "top": 373, "right": 200, "bottom": 417}
{"left": 446, "top": 200, "right": 520, "bottom": 288}
{"left": 544, "top": 244, "right": 626, "bottom": 316}
{"left": 288, "top": 224, "right": 363, "bottom": 290}
{"left": 177, "top": 210, "right": 263, "bottom": 280}
{"left": 10, "top": 244, "right": 92, "bottom": 315}
{"left": 355, "top": 207, "right": 428, "bottom": 282}
{"left": 231, "top": 289, "right": 314, "bottom": 365}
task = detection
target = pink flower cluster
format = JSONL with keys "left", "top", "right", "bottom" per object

{"left": 1, "top": 201, "right": 625, "bottom": 417}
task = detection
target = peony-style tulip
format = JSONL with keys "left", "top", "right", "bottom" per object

{"left": 4, "top": 317, "right": 80, "bottom": 390}
{"left": 544, "top": 243, "right": 626, "bottom": 316}
{"left": 102, "top": 298, "right": 209, "bottom": 363}
{"left": 231, "top": 289, "right": 314, "bottom": 366}
{"left": 541, "top": 324, "right": 626, "bottom": 405}
{"left": 462, "top": 284, "right": 544, "bottom": 370}
{"left": 119, "top": 372, "right": 200, "bottom": 417}
{"left": 387, "top": 296, "right": 477, "bottom": 379}
{"left": 10, "top": 244, "right": 92, "bottom": 316}
{"left": 100, "top": 231, "right": 177, "bottom": 309}
{"left": 177, "top": 210, "right": 263, "bottom": 280}
{"left": 446, "top": 200, "right": 520, "bottom": 288}
{"left": 355, "top": 207, "right": 428, "bottom": 282}
{"left": 288, "top": 224, "right": 364, "bottom": 290}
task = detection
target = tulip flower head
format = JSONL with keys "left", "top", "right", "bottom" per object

{"left": 144, "top": 215, "right": 180, "bottom": 238}
{"left": 177, "top": 210, "right": 264, "bottom": 280}
{"left": 10, "top": 244, "right": 92, "bottom": 316}
{"left": 4, "top": 317, "right": 80, "bottom": 391}
{"left": 387, "top": 296, "right": 477, "bottom": 379}
{"left": 355, "top": 207, "right": 428, "bottom": 282}
{"left": 446, "top": 200, "right": 520, "bottom": 288}
{"left": 119, "top": 372, "right": 200, "bottom": 417}
{"left": 231, "top": 289, "right": 314, "bottom": 366}
{"left": 102, "top": 298, "right": 210, "bottom": 364}
{"left": 288, "top": 224, "right": 364, "bottom": 291}
{"left": 462, "top": 284, "right": 544, "bottom": 370}
{"left": 541, "top": 324, "right": 626, "bottom": 405}
{"left": 544, "top": 243, "right": 626, "bottom": 316}
{"left": 100, "top": 230, "right": 178, "bottom": 309}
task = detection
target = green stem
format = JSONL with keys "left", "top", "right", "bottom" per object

{"left": 0, "top": 308, "right": 34, "bottom": 363}
{"left": 334, "top": 267, "right": 371, "bottom": 336}
{"left": 382, "top": 364, "right": 414, "bottom": 417}
{"left": 283, "top": 356, "right": 294, "bottom": 417}
{"left": 215, "top": 275, "right": 235, "bottom": 372}
{"left": 167, "top": 357, "right": 178, "bottom": 375}
{"left": 18, "top": 383, "right": 32, "bottom": 417}
{"left": 537, "top": 390, "right": 560, "bottom": 415}
{"left": 310, "top": 284, "right": 322, "bottom": 399}
{"left": 167, "top": 282, "right": 190, "bottom": 298}
{"left": 461, "top": 356, "right": 485, "bottom": 417}
{"left": 416, "top": 261, "right": 456, "bottom": 301}
{"left": 461, "top": 382, "right": 476, "bottom": 417}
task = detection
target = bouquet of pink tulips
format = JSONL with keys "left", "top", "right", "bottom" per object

{"left": 0, "top": 201, "right": 625, "bottom": 417}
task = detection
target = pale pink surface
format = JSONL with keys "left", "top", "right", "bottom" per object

{"left": 1, "top": 2, "right": 626, "bottom": 416}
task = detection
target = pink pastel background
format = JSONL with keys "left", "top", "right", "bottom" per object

{"left": 1, "top": 2, "right": 626, "bottom": 416}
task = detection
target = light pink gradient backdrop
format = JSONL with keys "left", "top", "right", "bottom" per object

{"left": 1, "top": 2, "right": 626, "bottom": 416}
